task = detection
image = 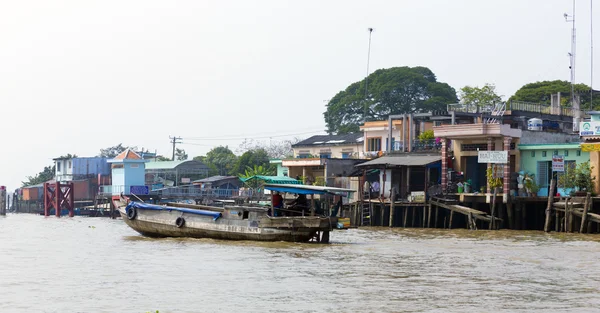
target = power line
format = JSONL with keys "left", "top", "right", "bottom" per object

{"left": 169, "top": 136, "right": 182, "bottom": 161}
{"left": 183, "top": 130, "right": 324, "bottom": 141}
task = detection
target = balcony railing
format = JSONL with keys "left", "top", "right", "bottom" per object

{"left": 412, "top": 139, "right": 442, "bottom": 151}
{"left": 448, "top": 101, "right": 575, "bottom": 117}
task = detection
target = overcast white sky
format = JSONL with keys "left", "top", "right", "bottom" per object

{"left": 0, "top": 0, "right": 598, "bottom": 190}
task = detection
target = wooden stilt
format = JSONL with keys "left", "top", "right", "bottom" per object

{"left": 489, "top": 188, "right": 497, "bottom": 230}
{"left": 449, "top": 210, "right": 454, "bottom": 229}
{"left": 564, "top": 198, "right": 570, "bottom": 232}
{"left": 427, "top": 202, "right": 432, "bottom": 228}
{"left": 580, "top": 193, "right": 591, "bottom": 233}
{"left": 411, "top": 206, "right": 416, "bottom": 227}
{"left": 435, "top": 205, "right": 439, "bottom": 228}
{"left": 380, "top": 204, "right": 385, "bottom": 226}
{"left": 555, "top": 200, "right": 559, "bottom": 232}
{"left": 403, "top": 206, "right": 408, "bottom": 228}
{"left": 389, "top": 188, "right": 396, "bottom": 227}
{"left": 507, "top": 199, "right": 514, "bottom": 229}
{"left": 422, "top": 205, "right": 426, "bottom": 228}
{"left": 568, "top": 199, "right": 574, "bottom": 233}
{"left": 544, "top": 179, "right": 556, "bottom": 232}
{"left": 443, "top": 216, "right": 447, "bottom": 229}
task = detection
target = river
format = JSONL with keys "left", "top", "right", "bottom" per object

{"left": 1, "top": 214, "right": 599, "bottom": 313}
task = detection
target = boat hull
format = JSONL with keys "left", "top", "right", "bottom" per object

{"left": 118, "top": 205, "right": 333, "bottom": 243}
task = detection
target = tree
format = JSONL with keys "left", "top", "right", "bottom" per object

{"left": 324, "top": 66, "right": 458, "bottom": 134}
{"left": 203, "top": 146, "right": 238, "bottom": 176}
{"left": 236, "top": 138, "right": 299, "bottom": 159}
{"left": 231, "top": 149, "right": 274, "bottom": 176}
{"left": 508, "top": 80, "right": 599, "bottom": 109}
{"left": 459, "top": 83, "right": 502, "bottom": 108}
{"left": 239, "top": 165, "right": 275, "bottom": 196}
{"left": 98, "top": 144, "right": 137, "bottom": 158}
{"left": 175, "top": 148, "right": 188, "bottom": 161}
{"left": 156, "top": 156, "right": 171, "bottom": 161}
{"left": 22, "top": 165, "right": 55, "bottom": 187}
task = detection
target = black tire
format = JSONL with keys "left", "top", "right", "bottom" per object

{"left": 175, "top": 217, "right": 186, "bottom": 228}
{"left": 126, "top": 207, "right": 137, "bottom": 220}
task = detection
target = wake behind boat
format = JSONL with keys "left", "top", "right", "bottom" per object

{"left": 115, "top": 184, "right": 355, "bottom": 243}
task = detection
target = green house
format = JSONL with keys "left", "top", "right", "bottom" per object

{"left": 519, "top": 143, "right": 589, "bottom": 196}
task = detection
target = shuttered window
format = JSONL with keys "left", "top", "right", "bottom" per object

{"left": 537, "top": 161, "right": 549, "bottom": 187}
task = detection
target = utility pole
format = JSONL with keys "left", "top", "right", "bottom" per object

{"left": 169, "top": 136, "right": 182, "bottom": 161}
{"left": 591, "top": 0, "right": 594, "bottom": 109}
{"left": 363, "top": 27, "right": 374, "bottom": 123}
{"left": 565, "top": 3, "right": 576, "bottom": 109}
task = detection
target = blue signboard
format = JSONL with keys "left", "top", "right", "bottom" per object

{"left": 130, "top": 185, "right": 149, "bottom": 195}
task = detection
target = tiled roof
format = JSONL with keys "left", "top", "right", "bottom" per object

{"left": 114, "top": 149, "right": 142, "bottom": 160}
{"left": 292, "top": 133, "right": 363, "bottom": 147}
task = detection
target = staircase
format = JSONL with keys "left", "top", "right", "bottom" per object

{"left": 361, "top": 191, "right": 372, "bottom": 226}
{"left": 485, "top": 102, "right": 506, "bottom": 124}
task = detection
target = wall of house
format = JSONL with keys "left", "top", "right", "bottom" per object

{"left": 519, "top": 145, "right": 589, "bottom": 196}
{"left": 362, "top": 119, "right": 434, "bottom": 154}
{"left": 72, "top": 158, "right": 110, "bottom": 177}
{"left": 451, "top": 138, "right": 520, "bottom": 174}
{"left": 520, "top": 130, "right": 580, "bottom": 144}
{"left": 55, "top": 159, "right": 74, "bottom": 181}
{"left": 111, "top": 167, "right": 125, "bottom": 195}
{"left": 123, "top": 163, "right": 146, "bottom": 194}
{"left": 293, "top": 144, "right": 364, "bottom": 159}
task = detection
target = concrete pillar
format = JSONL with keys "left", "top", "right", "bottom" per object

{"left": 441, "top": 138, "right": 448, "bottom": 189}
{"left": 487, "top": 137, "right": 494, "bottom": 194}
{"left": 503, "top": 137, "right": 512, "bottom": 196}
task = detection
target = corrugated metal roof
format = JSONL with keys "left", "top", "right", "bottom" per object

{"left": 193, "top": 175, "right": 239, "bottom": 183}
{"left": 356, "top": 155, "right": 441, "bottom": 168}
{"left": 240, "top": 175, "right": 301, "bottom": 184}
{"left": 292, "top": 133, "right": 363, "bottom": 147}
{"left": 146, "top": 160, "right": 197, "bottom": 170}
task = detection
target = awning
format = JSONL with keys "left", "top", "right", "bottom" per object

{"left": 240, "top": 175, "right": 301, "bottom": 185}
{"left": 264, "top": 184, "right": 355, "bottom": 196}
{"left": 356, "top": 155, "right": 441, "bottom": 168}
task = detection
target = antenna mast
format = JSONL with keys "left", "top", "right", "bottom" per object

{"left": 363, "top": 28, "right": 374, "bottom": 123}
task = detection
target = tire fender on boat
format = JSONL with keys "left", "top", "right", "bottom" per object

{"left": 126, "top": 207, "right": 137, "bottom": 220}
{"left": 175, "top": 217, "right": 186, "bottom": 228}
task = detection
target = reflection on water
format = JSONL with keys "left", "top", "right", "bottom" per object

{"left": 1, "top": 214, "right": 600, "bottom": 313}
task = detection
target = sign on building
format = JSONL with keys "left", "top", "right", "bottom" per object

{"left": 181, "top": 178, "right": 191, "bottom": 184}
{"left": 478, "top": 151, "right": 508, "bottom": 164}
{"left": 410, "top": 191, "right": 425, "bottom": 203}
{"left": 581, "top": 143, "right": 600, "bottom": 152}
{"left": 130, "top": 185, "right": 149, "bottom": 195}
{"left": 579, "top": 121, "right": 600, "bottom": 136}
{"left": 552, "top": 155, "right": 564, "bottom": 172}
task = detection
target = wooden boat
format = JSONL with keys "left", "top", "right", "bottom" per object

{"left": 115, "top": 184, "right": 355, "bottom": 243}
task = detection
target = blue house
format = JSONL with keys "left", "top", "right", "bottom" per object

{"left": 107, "top": 149, "right": 148, "bottom": 196}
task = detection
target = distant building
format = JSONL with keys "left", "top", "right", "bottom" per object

{"left": 269, "top": 159, "right": 289, "bottom": 177}
{"left": 291, "top": 133, "right": 364, "bottom": 159}
{"left": 145, "top": 160, "right": 210, "bottom": 187}
{"left": 107, "top": 149, "right": 148, "bottom": 196}
{"left": 192, "top": 176, "right": 241, "bottom": 190}
{"left": 53, "top": 157, "right": 110, "bottom": 182}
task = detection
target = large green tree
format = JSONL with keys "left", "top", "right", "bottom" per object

{"left": 175, "top": 148, "right": 188, "bottom": 161}
{"left": 22, "top": 165, "right": 55, "bottom": 187}
{"left": 231, "top": 148, "right": 274, "bottom": 176}
{"left": 459, "top": 83, "right": 503, "bottom": 108}
{"left": 324, "top": 66, "right": 458, "bottom": 134}
{"left": 202, "top": 146, "right": 238, "bottom": 176}
{"left": 508, "top": 80, "right": 599, "bottom": 109}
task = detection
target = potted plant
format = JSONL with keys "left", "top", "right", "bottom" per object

{"left": 523, "top": 173, "right": 539, "bottom": 197}
{"left": 557, "top": 161, "right": 596, "bottom": 196}
{"left": 486, "top": 166, "right": 503, "bottom": 194}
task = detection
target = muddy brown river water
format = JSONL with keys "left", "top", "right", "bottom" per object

{"left": 1, "top": 214, "right": 599, "bottom": 313}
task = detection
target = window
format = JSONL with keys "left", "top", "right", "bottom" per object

{"left": 130, "top": 164, "right": 139, "bottom": 168}
{"left": 320, "top": 153, "right": 331, "bottom": 159}
{"left": 342, "top": 152, "right": 352, "bottom": 159}
{"left": 577, "top": 150, "right": 581, "bottom": 156}
{"left": 57, "top": 162, "right": 61, "bottom": 172}
{"left": 531, "top": 151, "right": 536, "bottom": 157}
{"left": 564, "top": 150, "right": 569, "bottom": 157}
{"left": 367, "top": 138, "right": 381, "bottom": 152}
{"left": 461, "top": 144, "right": 488, "bottom": 151}
{"left": 542, "top": 151, "right": 547, "bottom": 157}
{"left": 68, "top": 161, "right": 72, "bottom": 169}
{"left": 434, "top": 121, "right": 443, "bottom": 127}
{"left": 537, "top": 161, "right": 550, "bottom": 187}
{"left": 553, "top": 150, "right": 558, "bottom": 156}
